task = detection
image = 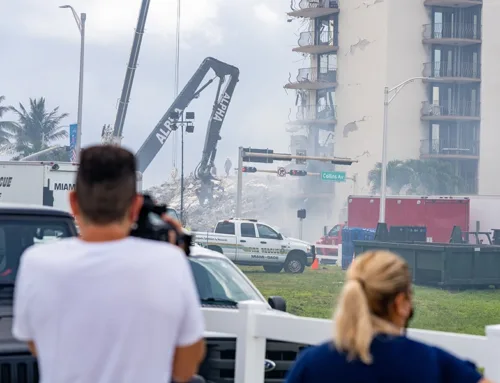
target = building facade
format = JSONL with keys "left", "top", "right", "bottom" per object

{"left": 288, "top": 0, "right": 496, "bottom": 224}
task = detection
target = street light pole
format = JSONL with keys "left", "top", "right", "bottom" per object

{"left": 378, "top": 76, "right": 428, "bottom": 224}
{"left": 180, "top": 113, "right": 185, "bottom": 225}
{"left": 60, "top": 5, "right": 85, "bottom": 161}
{"left": 236, "top": 147, "right": 243, "bottom": 218}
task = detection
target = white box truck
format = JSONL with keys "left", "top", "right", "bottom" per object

{"left": 0, "top": 161, "right": 78, "bottom": 212}
{"left": 0, "top": 161, "right": 144, "bottom": 213}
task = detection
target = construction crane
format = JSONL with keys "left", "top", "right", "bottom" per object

{"left": 106, "top": 0, "right": 239, "bottom": 202}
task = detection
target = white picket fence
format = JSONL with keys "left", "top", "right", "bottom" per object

{"left": 203, "top": 301, "right": 500, "bottom": 382}
{"left": 315, "top": 244, "right": 341, "bottom": 263}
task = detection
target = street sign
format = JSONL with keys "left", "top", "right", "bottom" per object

{"left": 321, "top": 171, "right": 346, "bottom": 182}
{"left": 277, "top": 167, "right": 286, "bottom": 177}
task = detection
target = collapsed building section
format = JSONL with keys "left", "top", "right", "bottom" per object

{"left": 285, "top": 0, "right": 340, "bottom": 226}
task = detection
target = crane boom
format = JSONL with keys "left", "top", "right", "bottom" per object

{"left": 135, "top": 57, "right": 239, "bottom": 174}
{"left": 113, "top": 0, "right": 151, "bottom": 142}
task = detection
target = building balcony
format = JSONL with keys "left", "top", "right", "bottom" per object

{"left": 285, "top": 67, "right": 337, "bottom": 90}
{"left": 293, "top": 31, "right": 338, "bottom": 54}
{"left": 421, "top": 101, "right": 480, "bottom": 121}
{"left": 423, "top": 22, "right": 481, "bottom": 45}
{"left": 424, "top": 0, "right": 482, "bottom": 8}
{"left": 423, "top": 61, "right": 480, "bottom": 84}
{"left": 420, "top": 138, "right": 479, "bottom": 159}
{"left": 288, "top": 104, "right": 337, "bottom": 127}
{"left": 287, "top": 0, "right": 340, "bottom": 19}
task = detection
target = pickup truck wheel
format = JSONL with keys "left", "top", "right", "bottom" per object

{"left": 284, "top": 252, "right": 306, "bottom": 274}
{"left": 263, "top": 265, "right": 283, "bottom": 273}
{"left": 207, "top": 245, "right": 223, "bottom": 254}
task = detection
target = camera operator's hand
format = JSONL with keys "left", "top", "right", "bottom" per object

{"left": 161, "top": 215, "right": 184, "bottom": 246}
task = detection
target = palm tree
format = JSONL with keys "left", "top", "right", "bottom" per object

{"left": 8, "top": 97, "right": 69, "bottom": 159}
{"left": 367, "top": 160, "right": 416, "bottom": 194}
{"left": 368, "top": 159, "right": 463, "bottom": 195}
{"left": 0, "top": 96, "right": 14, "bottom": 149}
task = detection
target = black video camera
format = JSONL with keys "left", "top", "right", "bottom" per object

{"left": 130, "top": 194, "right": 192, "bottom": 256}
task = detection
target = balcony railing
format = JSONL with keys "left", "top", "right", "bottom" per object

{"left": 296, "top": 67, "right": 337, "bottom": 83}
{"left": 296, "top": 104, "right": 337, "bottom": 121}
{"left": 298, "top": 30, "right": 337, "bottom": 47}
{"left": 421, "top": 100, "right": 480, "bottom": 118}
{"left": 295, "top": 0, "right": 340, "bottom": 10}
{"left": 420, "top": 138, "right": 479, "bottom": 157}
{"left": 423, "top": 22, "right": 481, "bottom": 40}
{"left": 423, "top": 61, "right": 480, "bottom": 79}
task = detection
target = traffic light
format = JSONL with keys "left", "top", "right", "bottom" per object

{"left": 242, "top": 166, "right": 257, "bottom": 173}
{"left": 331, "top": 159, "right": 354, "bottom": 165}
{"left": 242, "top": 148, "right": 274, "bottom": 163}
{"left": 289, "top": 170, "right": 307, "bottom": 176}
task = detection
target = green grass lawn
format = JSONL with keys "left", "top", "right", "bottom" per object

{"left": 241, "top": 265, "right": 500, "bottom": 336}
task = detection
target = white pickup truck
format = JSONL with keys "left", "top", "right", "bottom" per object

{"left": 194, "top": 218, "right": 316, "bottom": 273}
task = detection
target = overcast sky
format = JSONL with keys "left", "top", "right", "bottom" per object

{"left": 1, "top": 0, "right": 306, "bottom": 186}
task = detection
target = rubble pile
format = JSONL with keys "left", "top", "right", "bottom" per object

{"left": 147, "top": 175, "right": 289, "bottom": 231}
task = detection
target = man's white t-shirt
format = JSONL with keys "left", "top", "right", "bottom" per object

{"left": 12, "top": 237, "right": 205, "bottom": 383}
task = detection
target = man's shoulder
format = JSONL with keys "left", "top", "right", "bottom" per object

{"left": 126, "top": 238, "right": 186, "bottom": 260}
{"left": 22, "top": 237, "right": 78, "bottom": 258}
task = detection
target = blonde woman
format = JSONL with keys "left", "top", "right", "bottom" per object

{"left": 285, "top": 250, "right": 492, "bottom": 383}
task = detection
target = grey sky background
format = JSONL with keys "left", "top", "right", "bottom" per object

{"left": 1, "top": 0, "right": 306, "bottom": 187}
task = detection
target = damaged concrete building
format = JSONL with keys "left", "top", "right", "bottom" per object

{"left": 286, "top": 0, "right": 340, "bottom": 226}
{"left": 288, "top": 0, "right": 493, "bottom": 222}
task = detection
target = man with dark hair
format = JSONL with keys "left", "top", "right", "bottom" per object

{"left": 12, "top": 145, "right": 205, "bottom": 383}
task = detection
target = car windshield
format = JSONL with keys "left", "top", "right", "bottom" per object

{"left": 189, "top": 256, "right": 264, "bottom": 304}
{"left": 0, "top": 217, "right": 73, "bottom": 283}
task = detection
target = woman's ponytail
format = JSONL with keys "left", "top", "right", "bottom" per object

{"left": 332, "top": 251, "right": 411, "bottom": 365}
{"left": 334, "top": 279, "right": 374, "bottom": 364}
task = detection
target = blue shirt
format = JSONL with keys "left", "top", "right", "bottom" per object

{"left": 285, "top": 335, "right": 482, "bottom": 383}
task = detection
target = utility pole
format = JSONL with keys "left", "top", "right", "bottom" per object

{"left": 59, "top": 5, "right": 86, "bottom": 160}
{"left": 236, "top": 146, "right": 243, "bottom": 218}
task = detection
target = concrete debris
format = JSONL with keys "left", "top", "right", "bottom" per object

{"left": 347, "top": 38, "right": 372, "bottom": 55}
{"left": 355, "top": 0, "right": 383, "bottom": 9}
{"left": 146, "top": 175, "right": 292, "bottom": 233}
{"left": 343, "top": 122, "right": 359, "bottom": 137}
{"left": 343, "top": 116, "right": 369, "bottom": 137}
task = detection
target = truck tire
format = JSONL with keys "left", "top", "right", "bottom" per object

{"left": 284, "top": 251, "right": 306, "bottom": 274}
{"left": 207, "top": 245, "right": 223, "bottom": 254}
{"left": 263, "top": 265, "right": 283, "bottom": 273}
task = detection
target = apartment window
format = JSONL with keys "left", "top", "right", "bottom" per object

{"left": 318, "top": 53, "right": 337, "bottom": 82}
{"left": 316, "top": 88, "right": 335, "bottom": 119}
{"left": 316, "top": 15, "right": 337, "bottom": 46}
{"left": 431, "top": 122, "right": 478, "bottom": 155}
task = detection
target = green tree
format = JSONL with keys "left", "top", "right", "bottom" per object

{"left": 368, "top": 159, "right": 463, "bottom": 195}
{"left": 7, "top": 97, "right": 69, "bottom": 160}
{"left": 0, "top": 95, "right": 14, "bottom": 149}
